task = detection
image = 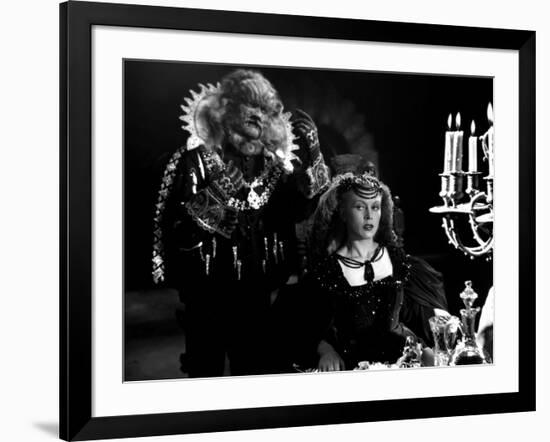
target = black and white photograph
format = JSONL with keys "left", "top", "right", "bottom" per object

{"left": 2, "top": 0, "right": 544, "bottom": 441}
{"left": 124, "top": 61, "right": 495, "bottom": 381}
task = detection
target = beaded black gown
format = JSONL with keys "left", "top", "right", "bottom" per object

{"left": 298, "top": 245, "right": 448, "bottom": 369}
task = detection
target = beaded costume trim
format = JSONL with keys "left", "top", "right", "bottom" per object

{"left": 152, "top": 145, "right": 187, "bottom": 284}
{"left": 152, "top": 147, "right": 286, "bottom": 283}
{"left": 227, "top": 164, "right": 283, "bottom": 211}
{"left": 332, "top": 171, "right": 382, "bottom": 195}
{"left": 184, "top": 187, "right": 230, "bottom": 237}
{"left": 152, "top": 146, "right": 224, "bottom": 284}
{"left": 203, "top": 149, "right": 284, "bottom": 212}
{"left": 315, "top": 246, "right": 412, "bottom": 302}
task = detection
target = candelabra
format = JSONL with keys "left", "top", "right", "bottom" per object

{"left": 429, "top": 103, "right": 494, "bottom": 259}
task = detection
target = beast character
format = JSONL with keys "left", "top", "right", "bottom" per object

{"left": 152, "top": 70, "right": 330, "bottom": 377}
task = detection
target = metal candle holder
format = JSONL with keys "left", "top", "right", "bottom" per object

{"left": 429, "top": 104, "right": 494, "bottom": 259}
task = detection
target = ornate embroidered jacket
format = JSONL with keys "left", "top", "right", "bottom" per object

{"left": 152, "top": 143, "right": 330, "bottom": 291}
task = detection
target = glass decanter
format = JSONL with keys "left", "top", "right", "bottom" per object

{"left": 450, "top": 281, "right": 487, "bottom": 365}
{"left": 429, "top": 314, "right": 460, "bottom": 366}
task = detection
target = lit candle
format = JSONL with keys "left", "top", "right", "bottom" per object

{"left": 236, "top": 259, "right": 242, "bottom": 280}
{"left": 443, "top": 113, "right": 453, "bottom": 173}
{"left": 487, "top": 103, "right": 494, "bottom": 176}
{"left": 468, "top": 120, "right": 478, "bottom": 172}
{"left": 273, "top": 245, "right": 278, "bottom": 264}
{"left": 232, "top": 246, "right": 238, "bottom": 268}
{"left": 452, "top": 113, "right": 464, "bottom": 172}
{"left": 273, "top": 233, "right": 278, "bottom": 264}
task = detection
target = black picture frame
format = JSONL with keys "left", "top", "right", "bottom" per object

{"left": 60, "top": 1, "right": 536, "bottom": 440}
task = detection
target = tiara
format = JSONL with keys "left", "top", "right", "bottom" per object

{"left": 333, "top": 172, "right": 382, "bottom": 198}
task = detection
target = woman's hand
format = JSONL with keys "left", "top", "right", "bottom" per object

{"left": 317, "top": 340, "right": 345, "bottom": 372}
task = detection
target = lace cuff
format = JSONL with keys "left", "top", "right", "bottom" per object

{"left": 301, "top": 155, "right": 330, "bottom": 199}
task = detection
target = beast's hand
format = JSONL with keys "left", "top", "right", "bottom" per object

{"left": 292, "top": 109, "right": 321, "bottom": 166}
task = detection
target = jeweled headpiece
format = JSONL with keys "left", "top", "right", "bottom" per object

{"left": 333, "top": 172, "right": 382, "bottom": 199}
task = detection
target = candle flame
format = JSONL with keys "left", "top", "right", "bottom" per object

{"left": 487, "top": 102, "right": 494, "bottom": 124}
{"left": 470, "top": 120, "right": 476, "bottom": 135}
{"left": 447, "top": 113, "right": 452, "bottom": 129}
{"left": 455, "top": 112, "right": 461, "bottom": 130}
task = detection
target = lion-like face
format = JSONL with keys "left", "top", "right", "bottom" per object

{"left": 228, "top": 103, "right": 268, "bottom": 141}
{"left": 223, "top": 99, "right": 282, "bottom": 156}
{"left": 218, "top": 70, "right": 286, "bottom": 156}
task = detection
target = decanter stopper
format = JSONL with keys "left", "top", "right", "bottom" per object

{"left": 460, "top": 280, "right": 478, "bottom": 310}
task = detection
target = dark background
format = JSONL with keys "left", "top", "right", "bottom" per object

{"left": 124, "top": 59, "right": 493, "bottom": 320}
